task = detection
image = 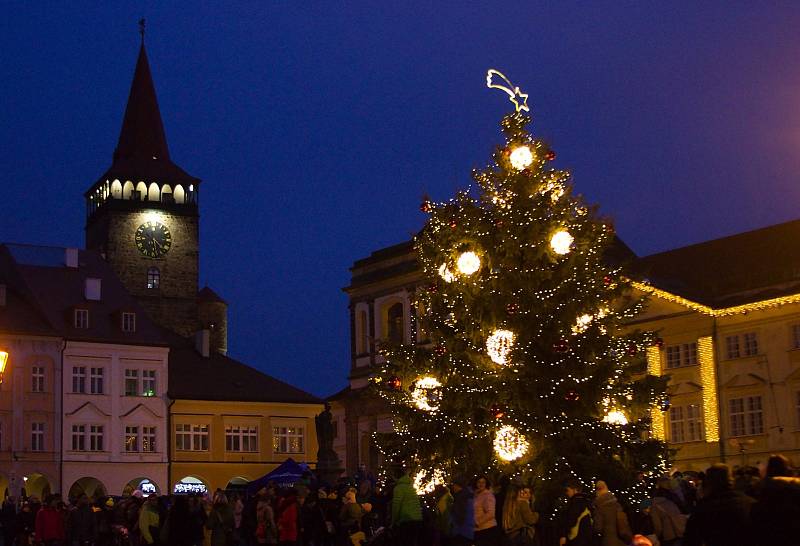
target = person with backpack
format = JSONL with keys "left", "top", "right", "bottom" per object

{"left": 593, "top": 481, "right": 632, "bottom": 546}
{"left": 558, "top": 480, "right": 593, "bottom": 546}
{"left": 650, "top": 477, "right": 687, "bottom": 546}
{"left": 502, "top": 485, "right": 539, "bottom": 546}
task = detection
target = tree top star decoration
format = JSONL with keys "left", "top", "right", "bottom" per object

{"left": 486, "top": 69, "right": 529, "bottom": 112}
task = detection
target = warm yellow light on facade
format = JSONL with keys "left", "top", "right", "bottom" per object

{"left": 550, "top": 230, "right": 574, "bottom": 255}
{"left": 494, "top": 425, "right": 529, "bottom": 461}
{"left": 698, "top": 336, "right": 720, "bottom": 443}
{"left": 486, "top": 329, "right": 515, "bottom": 365}
{"left": 646, "top": 347, "right": 665, "bottom": 440}
{"left": 509, "top": 145, "right": 534, "bottom": 170}
{"left": 456, "top": 251, "right": 481, "bottom": 276}
{"left": 0, "top": 350, "right": 8, "bottom": 384}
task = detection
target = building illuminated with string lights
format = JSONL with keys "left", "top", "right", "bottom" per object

{"left": 332, "top": 220, "right": 800, "bottom": 474}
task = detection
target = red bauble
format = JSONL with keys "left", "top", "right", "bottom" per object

{"left": 427, "top": 283, "right": 438, "bottom": 294}
{"left": 489, "top": 404, "right": 507, "bottom": 419}
{"left": 564, "top": 390, "right": 580, "bottom": 402}
{"left": 502, "top": 147, "right": 511, "bottom": 157}
{"left": 603, "top": 275, "right": 612, "bottom": 287}
{"left": 506, "top": 303, "right": 520, "bottom": 316}
{"left": 449, "top": 219, "right": 458, "bottom": 229}
{"left": 387, "top": 376, "right": 402, "bottom": 391}
{"left": 434, "top": 345, "right": 447, "bottom": 356}
{"left": 420, "top": 200, "right": 432, "bottom": 213}
{"left": 654, "top": 337, "right": 664, "bottom": 349}
{"left": 553, "top": 339, "right": 569, "bottom": 353}
{"left": 545, "top": 151, "right": 556, "bottom": 161}
{"left": 626, "top": 344, "right": 638, "bottom": 356}
{"left": 494, "top": 218, "right": 504, "bottom": 228}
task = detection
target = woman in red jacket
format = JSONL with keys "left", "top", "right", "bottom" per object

{"left": 276, "top": 489, "right": 299, "bottom": 546}
{"left": 34, "top": 495, "right": 66, "bottom": 546}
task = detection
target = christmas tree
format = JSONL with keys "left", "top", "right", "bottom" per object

{"left": 373, "top": 70, "right": 668, "bottom": 511}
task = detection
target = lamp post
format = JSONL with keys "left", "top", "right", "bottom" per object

{"left": 0, "top": 350, "right": 8, "bottom": 385}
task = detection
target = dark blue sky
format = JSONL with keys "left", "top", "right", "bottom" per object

{"left": 3, "top": 4, "right": 800, "bottom": 397}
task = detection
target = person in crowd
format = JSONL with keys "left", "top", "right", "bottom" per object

{"left": 650, "top": 477, "right": 686, "bottom": 546}
{"left": 1, "top": 497, "right": 16, "bottom": 546}
{"left": 449, "top": 478, "right": 474, "bottom": 546}
{"left": 433, "top": 484, "right": 453, "bottom": 546}
{"left": 683, "top": 463, "right": 754, "bottom": 546}
{"left": 473, "top": 475, "right": 499, "bottom": 546}
{"left": 390, "top": 469, "right": 423, "bottom": 546}
{"left": 276, "top": 488, "right": 299, "bottom": 546}
{"left": 255, "top": 491, "right": 278, "bottom": 545}
{"left": 593, "top": 480, "right": 631, "bottom": 546}
{"left": 188, "top": 494, "right": 209, "bottom": 546}
{"left": 751, "top": 454, "right": 800, "bottom": 546}
{"left": 17, "top": 500, "right": 37, "bottom": 546}
{"left": 161, "top": 495, "right": 196, "bottom": 546}
{"left": 95, "top": 498, "right": 115, "bottom": 546}
{"left": 34, "top": 495, "right": 66, "bottom": 546}
{"left": 207, "top": 491, "right": 236, "bottom": 546}
{"left": 139, "top": 494, "right": 161, "bottom": 546}
{"left": 231, "top": 493, "right": 245, "bottom": 545}
{"left": 68, "top": 494, "right": 97, "bottom": 546}
{"left": 502, "top": 484, "right": 538, "bottom": 546}
{"left": 559, "top": 480, "right": 593, "bottom": 546}
{"left": 339, "top": 490, "right": 365, "bottom": 545}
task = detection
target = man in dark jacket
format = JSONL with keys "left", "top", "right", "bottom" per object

{"left": 559, "top": 480, "right": 593, "bottom": 546}
{"left": 751, "top": 454, "right": 800, "bottom": 546}
{"left": 683, "top": 464, "right": 754, "bottom": 546}
{"left": 69, "top": 494, "right": 97, "bottom": 546}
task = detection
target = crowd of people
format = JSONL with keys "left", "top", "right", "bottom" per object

{"left": 0, "top": 454, "right": 798, "bottom": 546}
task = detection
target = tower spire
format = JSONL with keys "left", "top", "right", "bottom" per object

{"left": 139, "top": 18, "right": 145, "bottom": 44}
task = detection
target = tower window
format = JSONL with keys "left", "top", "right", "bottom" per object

{"left": 74, "top": 309, "right": 89, "bottom": 329}
{"left": 147, "top": 267, "right": 160, "bottom": 289}
{"left": 386, "top": 302, "right": 405, "bottom": 344}
{"left": 122, "top": 312, "right": 136, "bottom": 333}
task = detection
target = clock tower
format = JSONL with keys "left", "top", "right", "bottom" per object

{"left": 85, "top": 41, "right": 201, "bottom": 338}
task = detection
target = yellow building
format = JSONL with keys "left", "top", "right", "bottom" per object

{"left": 629, "top": 219, "right": 800, "bottom": 470}
{"left": 168, "top": 344, "right": 322, "bottom": 493}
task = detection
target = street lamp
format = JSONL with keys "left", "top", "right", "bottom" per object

{"left": 0, "top": 350, "right": 8, "bottom": 384}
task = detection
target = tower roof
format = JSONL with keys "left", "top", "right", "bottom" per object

{"left": 114, "top": 43, "right": 170, "bottom": 164}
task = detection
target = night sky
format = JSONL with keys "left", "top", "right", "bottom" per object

{"left": 3, "top": 4, "right": 800, "bottom": 397}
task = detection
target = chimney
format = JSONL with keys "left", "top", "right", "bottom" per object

{"left": 85, "top": 278, "right": 102, "bottom": 301}
{"left": 65, "top": 248, "right": 79, "bottom": 268}
{"left": 0, "top": 284, "right": 6, "bottom": 307}
{"left": 195, "top": 329, "right": 210, "bottom": 358}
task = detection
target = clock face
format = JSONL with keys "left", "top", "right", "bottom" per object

{"left": 135, "top": 221, "right": 172, "bottom": 258}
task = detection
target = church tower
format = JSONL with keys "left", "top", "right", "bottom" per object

{"left": 85, "top": 39, "right": 201, "bottom": 338}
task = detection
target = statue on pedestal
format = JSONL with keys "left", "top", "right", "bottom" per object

{"left": 315, "top": 403, "right": 343, "bottom": 484}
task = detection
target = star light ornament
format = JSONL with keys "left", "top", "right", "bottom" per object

{"left": 486, "top": 69, "right": 529, "bottom": 113}
{"left": 486, "top": 329, "right": 516, "bottom": 365}
{"left": 494, "top": 425, "right": 529, "bottom": 461}
{"left": 410, "top": 376, "right": 443, "bottom": 412}
{"left": 456, "top": 251, "right": 481, "bottom": 276}
{"left": 413, "top": 468, "right": 446, "bottom": 495}
{"left": 550, "top": 230, "right": 574, "bottom": 255}
{"left": 509, "top": 145, "right": 534, "bottom": 171}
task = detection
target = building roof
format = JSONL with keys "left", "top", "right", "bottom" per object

{"left": 167, "top": 339, "right": 321, "bottom": 404}
{"left": 87, "top": 43, "right": 198, "bottom": 197}
{"left": 634, "top": 218, "right": 800, "bottom": 307}
{"left": 198, "top": 286, "right": 227, "bottom": 304}
{"left": 0, "top": 244, "right": 167, "bottom": 345}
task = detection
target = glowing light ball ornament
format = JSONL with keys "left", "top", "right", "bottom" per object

{"left": 508, "top": 144, "right": 534, "bottom": 171}
{"left": 456, "top": 251, "right": 481, "bottom": 276}
{"left": 413, "top": 468, "right": 446, "bottom": 495}
{"left": 603, "top": 410, "right": 628, "bottom": 426}
{"left": 550, "top": 230, "right": 574, "bottom": 255}
{"left": 438, "top": 264, "right": 456, "bottom": 283}
{"left": 486, "top": 329, "right": 515, "bottom": 365}
{"left": 493, "top": 425, "right": 529, "bottom": 461}
{"left": 410, "top": 376, "right": 442, "bottom": 412}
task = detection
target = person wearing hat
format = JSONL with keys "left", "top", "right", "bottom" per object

{"left": 96, "top": 498, "right": 115, "bottom": 546}
{"left": 449, "top": 477, "right": 474, "bottom": 546}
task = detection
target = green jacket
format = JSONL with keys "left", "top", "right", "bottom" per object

{"left": 138, "top": 503, "right": 160, "bottom": 545}
{"left": 391, "top": 475, "right": 423, "bottom": 525}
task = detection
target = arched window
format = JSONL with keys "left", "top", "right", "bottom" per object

{"left": 111, "top": 180, "right": 123, "bottom": 199}
{"left": 173, "top": 184, "right": 185, "bottom": 204}
{"left": 386, "top": 302, "right": 404, "bottom": 344}
{"left": 123, "top": 181, "right": 135, "bottom": 199}
{"left": 356, "top": 310, "right": 368, "bottom": 354}
{"left": 147, "top": 267, "right": 160, "bottom": 289}
{"left": 147, "top": 183, "right": 160, "bottom": 202}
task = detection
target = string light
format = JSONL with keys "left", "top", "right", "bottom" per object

{"left": 509, "top": 145, "right": 534, "bottom": 170}
{"left": 438, "top": 263, "right": 455, "bottom": 283}
{"left": 413, "top": 468, "right": 447, "bottom": 495}
{"left": 494, "top": 425, "right": 529, "bottom": 461}
{"left": 698, "top": 336, "right": 720, "bottom": 443}
{"left": 410, "top": 376, "right": 442, "bottom": 412}
{"left": 603, "top": 410, "right": 628, "bottom": 426}
{"left": 550, "top": 230, "right": 573, "bottom": 255}
{"left": 456, "top": 251, "right": 481, "bottom": 276}
{"left": 486, "top": 329, "right": 515, "bottom": 365}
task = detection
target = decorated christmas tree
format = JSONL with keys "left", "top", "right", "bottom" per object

{"left": 373, "top": 70, "right": 668, "bottom": 511}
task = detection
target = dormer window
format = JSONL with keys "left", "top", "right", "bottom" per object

{"left": 74, "top": 309, "right": 89, "bottom": 329}
{"left": 147, "top": 267, "right": 160, "bottom": 289}
{"left": 85, "top": 278, "right": 102, "bottom": 301}
{"left": 122, "top": 312, "right": 136, "bottom": 333}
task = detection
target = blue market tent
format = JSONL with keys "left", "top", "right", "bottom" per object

{"left": 247, "top": 458, "right": 309, "bottom": 492}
